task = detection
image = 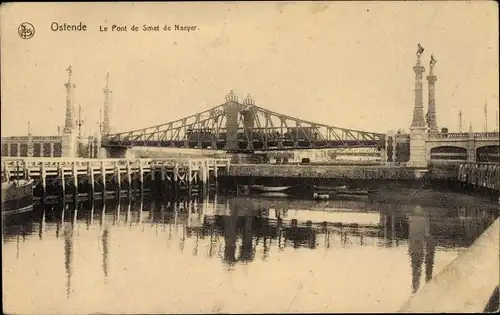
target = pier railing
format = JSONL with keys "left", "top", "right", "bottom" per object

{"left": 458, "top": 162, "right": 500, "bottom": 191}
{"left": 2, "top": 157, "right": 231, "bottom": 169}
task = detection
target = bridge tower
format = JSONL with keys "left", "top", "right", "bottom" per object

{"left": 61, "top": 65, "right": 78, "bottom": 158}
{"left": 242, "top": 94, "right": 256, "bottom": 151}
{"left": 99, "top": 73, "right": 112, "bottom": 158}
{"left": 426, "top": 55, "right": 438, "bottom": 133}
{"left": 223, "top": 90, "right": 240, "bottom": 151}
{"left": 408, "top": 44, "right": 428, "bottom": 168}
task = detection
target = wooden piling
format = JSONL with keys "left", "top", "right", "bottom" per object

{"left": 150, "top": 160, "right": 155, "bottom": 194}
{"left": 187, "top": 160, "right": 192, "bottom": 199}
{"left": 15, "top": 161, "right": 19, "bottom": 180}
{"left": 139, "top": 159, "right": 144, "bottom": 197}
{"left": 173, "top": 163, "right": 179, "bottom": 199}
{"left": 72, "top": 162, "right": 78, "bottom": 203}
{"left": 40, "top": 162, "right": 47, "bottom": 204}
{"left": 59, "top": 163, "right": 66, "bottom": 203}
{"left": 150, "top": 162, "right": 155, "bottom": 180}
{"left": 203, "top": 161, "right": 209, "bottom": 198}
{"left": 214, "top": 161, "right": 218, "bottom": 192}
{"left": 160, "top": 162, "right": 166, "bottom": 197}
{"left": 115, "top": 161, "right": 121, "bottom": 200}
{"left": 126, "top": 160, "right": 132, "bottom": 196}
{"left": 101, "top": 161, "right": 106, "bottom": 200}
{"left": 206, "top": 161, "right": 210, "bottom": 190}
{"left": 197, "top": 162, "right": 204, "bottom": 199}
{"left": 88, "top": 161, "right": 95, "bottom": 201}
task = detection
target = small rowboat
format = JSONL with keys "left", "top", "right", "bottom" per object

{"left": 249, "top": 185, "right": 291, "bottom": 193}
{"left": 314, "top": 185, "right": 348, "bottom": 191}
{"left": 260, "top": 192, "right": 289, "bottom": 198}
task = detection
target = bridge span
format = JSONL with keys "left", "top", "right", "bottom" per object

{"left": 102, "top": 91, "right": 386, "bottom": 152}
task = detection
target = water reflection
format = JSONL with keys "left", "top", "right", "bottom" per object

{"left": 408, "top": 207, "right": 430, "bottom": 294}
{"left": 102, "top": 228, "right": 109, "bottom": 280}
{"left": 2, "top": 193, "right": 499, "bottom": 313}
{"left": 63, "top": 222, "right": 73, "bottom": 298}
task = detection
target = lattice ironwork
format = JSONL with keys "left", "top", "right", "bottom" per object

{"left": 104, "top": 94, "right": 386, "bottom": 152}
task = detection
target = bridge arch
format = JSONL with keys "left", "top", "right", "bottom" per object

{"left": 476, "top": 145, "right": 500, "bottom": 163}
{"left": 429, "top": 146, "right": 468, "bottom": 164}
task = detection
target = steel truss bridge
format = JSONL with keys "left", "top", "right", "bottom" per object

{"left": 104, "top": 91, "right": 386, "bottom": 152}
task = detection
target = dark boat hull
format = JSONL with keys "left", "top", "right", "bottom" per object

{"left": 2, "top": 180, "right": 34, "bottom": 215}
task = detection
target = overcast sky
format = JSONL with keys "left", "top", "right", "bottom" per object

{"left": 1, "top": 1, "right": 498, "bottom": 137}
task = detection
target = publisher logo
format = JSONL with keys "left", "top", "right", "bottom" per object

{"left": 18, "top": 22, "right": 35, "bottom": 39}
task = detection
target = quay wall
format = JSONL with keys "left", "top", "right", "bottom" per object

{"left": 225, "top": 164, "right": 422, "bottom": 180}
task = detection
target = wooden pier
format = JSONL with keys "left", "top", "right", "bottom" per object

{"left": 1, "top": 157, "right": 230, "bottom": 202}
{"left": 458, "top": 162, "right": 500, "bottom": 191}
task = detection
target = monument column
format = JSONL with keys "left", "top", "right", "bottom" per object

{"left": 467, "top": 123, "right": 476, "bottom": 162}
{"left": 385, "top": 130, "right": 396, "bottom": 163}
{"left": 99, "top": 73, "right": 112, "bottom": 159}
{"left": 408, "top": 44, "right": 428, "bottom": 168}
{"left": 62, "top": 65, "right": 77, "bottom": 158}
{"left": 27, "top": 121, "right": 33, "bottom": 157}
{"left": 102, "top": 73, "right": 112, "bottom": 137}
{"left": 426, "top": 55, "right": 438, "bottom": 133}
{"left": 381, "top": 136, "right": 388, "bottom": 163}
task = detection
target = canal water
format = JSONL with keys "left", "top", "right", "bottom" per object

{"left": 2, "top": 189, "right": 499, "bottom": 313}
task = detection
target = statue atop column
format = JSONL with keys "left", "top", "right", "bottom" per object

{"left": 66, "top": 65, "right": 72, "bottom": 83}
{"left": 429, "top": 54, "right": 437, "bottom": 69}
{"left": 416, "top": 43, "right": 424, "bottom": 57}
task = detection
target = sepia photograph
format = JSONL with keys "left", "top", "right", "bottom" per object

{"left": 1, "top": 1, "right": 499, "bottom": 314}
